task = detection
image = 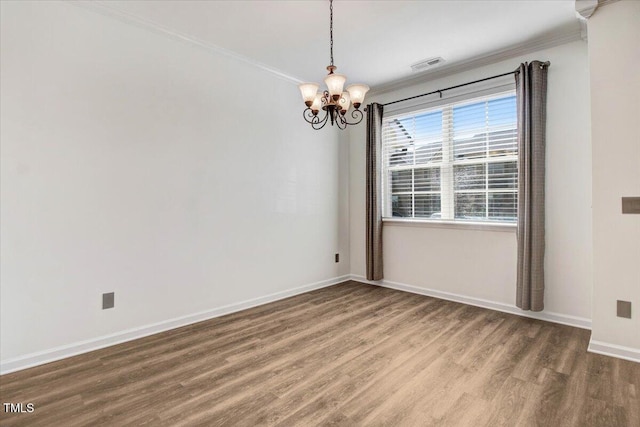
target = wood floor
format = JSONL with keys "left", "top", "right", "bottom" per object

{"left": 1, "top": 281, "right": 638, "bottom": 427}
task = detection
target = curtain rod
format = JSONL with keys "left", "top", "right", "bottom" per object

{"left": 382, "top": 70, "right": 515, "bottom": 107}
{"left": 381, "top": 61, "right": 550, "bottom": 108}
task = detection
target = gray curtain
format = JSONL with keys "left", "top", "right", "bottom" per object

{"left": 515, "top": 61, "right": 549, "bottom": 312}
{"left": 366, "top": 103, "right": 384, "bottom": 281}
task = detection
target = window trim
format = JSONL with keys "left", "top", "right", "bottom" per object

{"left": 382, "top": 88, "right": 518, "bottom": 225}
{"left": 382, "top": 217, "right": 517, "bottom": 232}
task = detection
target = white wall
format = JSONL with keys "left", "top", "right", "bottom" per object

{"left": 349, "top": 40, "right": 592, "bottom": 322}
{"left": 0, "top": 1, "right": 347, "bottom": 365}
{"left": 589, "top": 1, "right": 640, "bottom": 352}
{"left": 8, "top": 0, "right": 634, "bottom": 370}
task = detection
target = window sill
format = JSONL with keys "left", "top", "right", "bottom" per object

{"left": 382, "top": 218, "right": 517, "bottom": 232}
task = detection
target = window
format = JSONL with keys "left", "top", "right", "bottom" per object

{"left": 382, "top": 92, "right": 517, "bottom": 223}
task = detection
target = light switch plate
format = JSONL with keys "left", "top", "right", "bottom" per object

{"left": 622, "top": 197, "right": 640, "bottom": 214}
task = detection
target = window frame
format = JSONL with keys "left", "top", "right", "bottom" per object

{"left": 381, "top": 89, "right": 518, "bottom": 228}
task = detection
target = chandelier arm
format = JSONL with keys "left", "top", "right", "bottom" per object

{"left": 311, "top": 111, "right": 330, "bottom": 130}
{"left": 303, "top": 108, "right": 318, "bottom": 124}
{"left": 305, "top": 107, "right": 363, "bottom": 128}
{"left": 348, "top": 108, "right": 364, "bottom": 125}
{"left": 336, "top": 108, "right": 364, "bottom": 126}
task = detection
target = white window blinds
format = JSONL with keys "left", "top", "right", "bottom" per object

{"left": 382, "top": 92, "right": 518, "bottom": 223}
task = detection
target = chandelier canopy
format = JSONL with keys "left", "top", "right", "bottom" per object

{"left": 299, "top": 0, "right": 369, "bottom": 130}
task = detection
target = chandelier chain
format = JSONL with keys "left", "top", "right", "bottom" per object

{"left": 329, "top": 0, "right": 334, "bottom": 67}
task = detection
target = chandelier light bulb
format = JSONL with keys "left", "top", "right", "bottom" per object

{"left": 346, "top": 84, "right": 370, "bottom": 109}
{"left": 324, "top": 73, "right": 347, "bottom": 101}
{"left": 299, "top": 83, "right": 320, "bottom": 107}
{"left": 339, "top": 91, "right": 351, "bottom": 112}
{"left": 310, "top": 93, "right": 323, "bottom": 114}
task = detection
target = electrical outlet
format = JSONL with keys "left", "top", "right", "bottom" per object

{"left": 102, "top": 292, "right": 115, "bottom": 310}
{"left": 335, "top": 253, "right": 339, "bottom": 263}
{"left": 617, "top": 300, "right": 631, "bottom": 319}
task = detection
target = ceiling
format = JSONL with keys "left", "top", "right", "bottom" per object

{"left": 98, "top": 0, "right": 581, "bottom": 89}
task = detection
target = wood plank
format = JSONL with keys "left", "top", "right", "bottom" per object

{"left": 1, "top": 281, "right": 638, "bottom": 427}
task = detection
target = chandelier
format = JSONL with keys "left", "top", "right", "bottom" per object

{"left": 298, "top": 0, "right": 369, "bottom": 130}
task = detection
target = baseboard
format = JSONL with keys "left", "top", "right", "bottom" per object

{"left": 349, "top": 274, "right": 592, "bottom": 330}
{"left": 0, "top": 275, "right": 350, "bottom": 375}
{"left": 588, "top": 339, "right": 640, "bottom": 363}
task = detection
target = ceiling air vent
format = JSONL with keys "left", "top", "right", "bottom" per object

{"left": 410, "top": 57, "right": 445, "bottom": 72}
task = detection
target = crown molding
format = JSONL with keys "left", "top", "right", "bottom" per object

{"left": 66, "top": 1, "right": 587, "bottom": 96}
{"left": 573, "top": 0, "right": 620, "bottom": 42}
{"left": 370, "top": 24, "right": 583, "bottom": 97}
{"left": 597, "top": 0, "right": 620, "bottom": 7}
{"left": 575, "top": 0, "right": 620, "bottom": 20}
{"left": 66, "top": 1, "right": 303, "bottom": 85}
{"left": 575, "top": 0, "right": 599, "bottom": 19}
